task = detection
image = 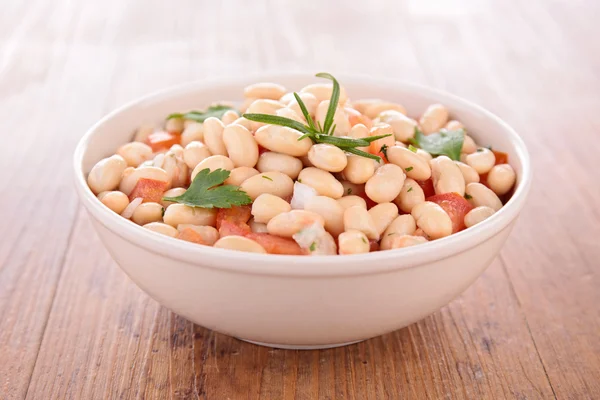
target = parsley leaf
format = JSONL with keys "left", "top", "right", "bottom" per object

{"left": 407, "top": 187, "right": 413, "bottom": 193}
{"left": 162, "top": 168, "right": 251, "bottom": 208}
{"left": 405, "top": 166, "right": 414, "bottom": 172}
{"left": 167, "top": 104, "right": 236, "bottom": 122}
{"left": 262, "top": 175, "right": 273, "bottom": 181}
{"left": 309, "top": 242, "right": 317, "bottom": 252}
{"left": 380, "top": 144, "right": 389, "bottom": 158}
{"left": 410, "top": 128, "right": 464, "bottom": 161}
{"left": 464, "top": 193, "right": 473, "bottom": 200}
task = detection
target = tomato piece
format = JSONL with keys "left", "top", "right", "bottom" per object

{"left": 493, "top": 150, "right": 508, "bottom": 165}
{"left": 426, "top": 192, "right": 474, "bottom": 233}
{"left": 349, "top": 113, "right": 373, "bottom": 129}
{"left": 358, "top": 191, "right": 378, "bottom": 210}
{"left": 369, "top": 239, "right": 380, "bottom": 252}
{"left": 479, "top": 173, "right": 488, "bottom": 187}
{"left": 216, "top": 205, "right": 252, "bottom": 237}
{"left": 129, "top": 178, "right": 169, "bottom": 203}
{"left": 246, "top": 233, "right": 305, "bottom": 255}
{"left": 416, "top": 179, "right": 435, "bottom": 198}
{"left": 177, "top": 228, "right": 206, "bottom": 245}
{"left": 146, "top": 131, "right": 181, "bottom": 152}
{"left": 258, "top": 144, "right": 269, "bottom": 155}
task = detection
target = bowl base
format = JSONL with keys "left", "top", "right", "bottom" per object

{"left": 239, "top": 338, "right": 364, "bottom": 350}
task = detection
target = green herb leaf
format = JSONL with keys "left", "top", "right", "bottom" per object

{"left": 362, "top": 133, "right": 393, "bottom": 144}
{"left": 316, "top": 134, "right": 370, "bottom": 148}
{"left": 464, "top": 193, "right": 473, "bottom": 200}
{"left": 407, "top": 187, "right": 413, "bottom": 193}
{"left": 408, "top": 144, "right": 418, "bottom": 153}
{"left": 309, "top": 242, "right": 317, "bottom": 252}
{"left": 262, "top": 175, "right": 273, "bottom": 181}
{"left": 345, "top": 147, "right": 381, "bottom": 161}
{"left": 243, "top": 113, "right": 313, "bottom": 135}
{"left": 315, "top": 72, "right": 340, "bottom": 135}
{"left": 293, "top": 92, "right": 317, "bottom": 131}
{"left": 405, "top": 166, "right": 413, "bottom": 172}
{"left": 361, "top": 237, "right": 367, "bottom": 244}
{"left": 162, "top": 168, "right": 251, "bottom": 208}
{"left": 347, "top": 188, "right": 352, "bottom": 195}
{"left": 380, "top": 144, "right": 389, "bottom": 158}
{"left": 410, "top": 128, "right": 464, "bottom": 161}
{"left": 168, "top": 104, "right": 236, "bottom": 122}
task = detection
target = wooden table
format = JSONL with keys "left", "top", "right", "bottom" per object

{"left": 2, "top": 0, "right": 599, "bottom": 398}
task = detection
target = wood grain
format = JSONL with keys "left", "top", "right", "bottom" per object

{"left": 1, "top": 0, "right": 598, "bottom": 399}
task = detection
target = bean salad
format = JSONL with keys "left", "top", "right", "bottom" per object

{"left": 87, "top": 73, "right": 516, "bottom": 255}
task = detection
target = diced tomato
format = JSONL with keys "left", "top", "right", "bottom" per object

{"left": 216, "top": 205, "right": 252, "bottom": 237}
{"left": 146, "top": 131, "right": 181, "bottom": 152}
{"left": 129, "top": 178, "right": 169, "bottom": 203}
{"left": 358, "top": 192, "right": 378, "bottom": 210}
{"left": 246, "top": 233, "right": 305, "bottom": 255}
{"left": 369, "top": 239, "right": 380, "bottom": 252}
{"left": 416, "top": 179, "right": 435, "bottom": 198}
{"left": 479, "top": 173, "right": 488, "bottom": 187}
{"left": 493, "top": 150, "right": 508, "bottom": 165}
{"left": 258, "top": 145, "right": 269, "bottom": 155}
{"left": 349, "top": 113, "right": 373, "bottom": 129}
{"left": 426, "top": 192, "right": 474, "bottom": 233}
{"left": 177, "top": 228, "right": 206, "bottom": 245}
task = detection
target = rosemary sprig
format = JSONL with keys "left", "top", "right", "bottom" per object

{"left": 243, "top": 72, "right": 391, "bottom": 161}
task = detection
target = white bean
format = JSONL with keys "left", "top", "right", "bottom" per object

{"left": 165, "top": 117, "right": 184, "bottom": 134}
{"left": 97, "top": 191, "right": 130, "bottom": 214}
{"left": 117, "top": 142, "right": 153, "bottom": 167}
{"left": 251, "top": 193, "right": 292, "bottom": 224}
{"left": 377, "top": 110, "right": 417, "bottom": 142}
{"left": 161, "top": 149, "right": 188, "bottom": 188}
{"left": 462, "top": 134, "right": 477, "bottom": 154}
{"left": 246, "top": 99, "right": 285, "bottom": 131}
{"left": 118, "top": 165, "right": 169, "bottom": 195}
{"left": 254, "top": 124, "right": 312, "bottom": 157}
{"left": 486, "top": 164, "right": 516, "bottom": 196}
{"left": 363, "top": 102, "right": 407, "bottom": 119}
{"left": 230, "top": 117, "right": 252, "bottom": 131}
{"left": 249, "top": 218, "right": 269, "bottom": 233}
{"left": 298, "top": 167, "right": 344, "bottom": 199}
{"left": 395, "top": 178, "right": 425, "bottom": 213}
{"left": 132, "top": 202, "right": 163, "bottom": 225}
{"left": 368, "top": 202, "right": 399, "bottom": 235}
{"left": 240, "top": 171, "right": 294, "bottom": 200}
{"left": 202, "top": 117, "right": 228, "bottom": 156}
{"left": 133, "top": 124, "right": 155, "bottom": 143}
{"left": 244, "top": 82, "right": 286, "bottom": 100}
{"left": 267, "top": 210, "right": 325, "bottom": 237}
{"left": 301, "top": 83, "right": 348, "bottom": 104}
{"left": 445, "top": 120, "right": 464, "bottom": 130}
{"left": 276, "top": 107, "right": 306, "bottom": 124}
{"left": 338, "top": 230, "right": 370, "bottom": 255}
{"left": 337, "top": 195, "right": 367, "bottom": 210}
{"left": 342, "top": 154, "right": 376, "bottom": 184}
{"left": 343, "top": 206, "right": 379, "bottom": 240}
{"left": 380, "top": 214, "right": 417, "bottom": 250}
{"left": 222, "top": 124, "right": 259, "bottom": 168}
{"left": 180, "top": 122, "right": 204, "bottom": 147}
{"left": 411, "top": 201, "right": 453, "bottom": 239}
{"left": 88, "top": 155, "right": 128, "bottom": 195}
{"left": 144, "top": 222, "right": 178, "bottom": 237}
{"left": 214, "top": 236, "right": 267, "bottom": 254}
{"left": 339, "top": 180, "right": 365, "bottom": 197}
{"left": 464, "top": 206, "right": 496, "bottom": 228}
{"left": 348, "top": 123, "right": 370, "bottom": 151}
{"left": 419, "top": 104, "right": 449, "bottom": 134}
{"left": 386, "top": 235, "right": 428, "bottom": 250}
{"left": 465, "top": 182, "right": 503, "bottom": 211}
{"left": 365, "top": 164, "right": 405, "bottom": 203}
{"left": 183, "top": 141, "right": 212, "bottom": 169}
{"left": 308, "top": 144, "right": 348, "bottom": 173}
{"left": 191, "top": 155, "right": 234, "bottom": 180}
{"left": 305, "top": 196, "right": 345, "bottom": 237}
{"left": 287, "top": 92, "right": 318, "bottom": 117}
{"left": 221, "top": 110, "right": 239, "bottom": 126}
{"left": 455, "top": 161, "right": 480, "bottom": 185}
{"left": 386, "top": 146, "right": 431, "bottom": 180}
{"left": 224, "top": 167, "right": 259, "bottom": 186}
{"left": 177, "top": 224, "right": 219, "bottom": 245}
{"left": 163, "top": 204, "right": 217, "bottom": 227}
{"left": 430, "top": 156, "right": 466, "bottom": 196}
{"left": 465, "top": 148, "right": 496, "bottom": 174}
{"left": 315, "top": 100, "right": 350, "bottom": 136}
{"left": 416, "top": 149, "right": 433, "bottom": 162}
{"left": 161, "top": 187, "right": 186, "bottom": 208}
{"left": 256, "top": 152, "right": 303, "bottom": 179}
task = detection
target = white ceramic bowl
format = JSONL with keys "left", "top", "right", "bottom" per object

{"left": 73, "top": 74, "right": 531, "bottom": 349}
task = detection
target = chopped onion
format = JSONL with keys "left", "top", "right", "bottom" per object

{"left": 121, "top": 197, "right": 143, "bottom": 219}
{"left": 293, "top": 222, "right": 337, "bottom": 255}
{"left": 290, "top": 182, "right": 318, "bottom": 210}
{"left": 153, "top": 153, "right": 165, "bottom": 169}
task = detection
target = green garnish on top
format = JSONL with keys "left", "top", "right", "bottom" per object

{"left": 162, "top": 168, "right": 251, "bottom": 208}
{"left": 410, "top": 127, "right": 464, "bottom": 161}
{"left": 309, "top": 242, "right": 317, "bottom": 252}
{"left": 243, "top": 73, "right": 391, "bottom": 161}
{"left": 262, "top": 175, "right": 273, "bottom": 181}
{"left": 167, "top": 104, "right": 237, "bottom": 122}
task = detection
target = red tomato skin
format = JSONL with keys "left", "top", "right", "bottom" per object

{"left": 493, "top": 150, "right": 508, "bottom": 165}
{"left": 177, "top": 228, "right": 206, "bottom": 245}
{"left": 129, "top": 178, "right": 169, "bottom": 203}
{"left": 146, "top": 131, "right": 181, "bottom": 152}
{"left": 416, "top": 179, "right": 436, "bottom": 198}
{"left": 216, "top": 205, "right": 252, "bottom": 237}
{"left": 246, "top": 233, "right": 305, "bottom": 255}
{"left": 426, "top": 192, "right": 474, "bottom": 233}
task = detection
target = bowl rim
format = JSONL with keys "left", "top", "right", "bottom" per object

{"left": 73, "top": 72, "right": 532, "bottom": 277}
